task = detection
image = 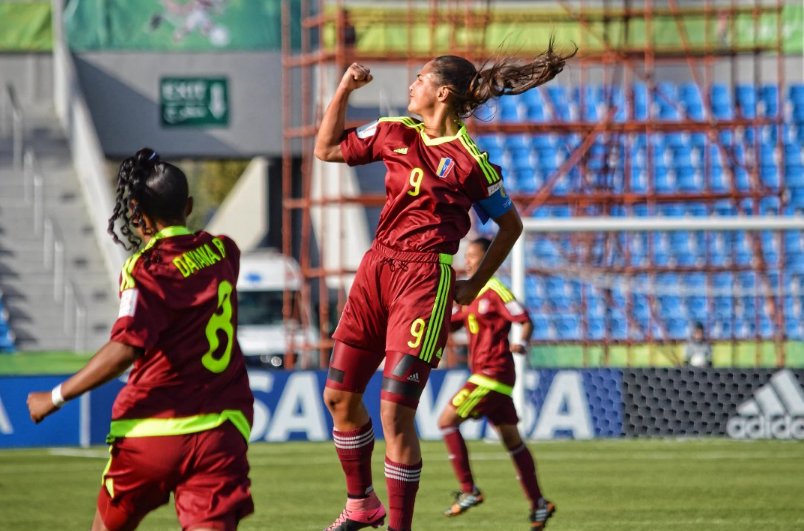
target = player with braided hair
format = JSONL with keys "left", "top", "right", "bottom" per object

{"left": 315, "top": 39, "right": 574, "bottom": 531}
{"left": 28, "top": 148, "right": 254, "bottom": 531}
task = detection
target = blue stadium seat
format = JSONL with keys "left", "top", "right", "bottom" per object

{"left": 785, "top": 316, "right": 802, "bottom": 340}
{"left": 556, "top": 315, "right": 581, "bottom": 340}
{"left": 633, "top": 84, "right": 649, "bottom": 120}
{"left": 532, "top": 314, "right": 552, "bottom": 340}
{"left": 736, "top": 84, "right": 757, "bottom": 118}
{"left": 783, "top": 230, "right": 802, "bottom": 254}
{"left": 499, "top": 96, "right": 524, "bottom": 122}
{"left": 587, "top": 318, "right": 605, "bottom": 340}
{"left": 546, "top": 85, "right": 571, "bottom": 121}
{"left": 759, "top": 85, "right": 779, "bottom": 117}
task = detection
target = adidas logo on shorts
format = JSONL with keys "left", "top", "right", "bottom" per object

{"left": 727, "top": 369, "right": 804, "bottom": 440}
{"left": 407, "top": 372, "right": 420, "bottom": 383}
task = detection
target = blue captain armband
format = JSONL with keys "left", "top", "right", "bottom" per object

{"left": 473, "top": 184, "right": 513, "bottom": 224}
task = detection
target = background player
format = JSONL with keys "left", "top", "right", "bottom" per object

{"left": 439, "top": 237, "right": 553, "bottom": 530}
{"left": 314, "top": 40, "right": 573, "bottom": 531}
{"left": 27, "top": 148, "right": 254, "bottom": 531}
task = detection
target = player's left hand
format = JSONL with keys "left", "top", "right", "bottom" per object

{"left": 27, "top": 392, "right": 58, "bottom": 424}
{"left": 454, "top": 279, "right": 481, "bottom": 305}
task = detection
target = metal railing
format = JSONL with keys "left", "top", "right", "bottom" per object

{"left": 43, "top": 216, "right": 86, "bottom": 351}
{"left": 2, "top": 84, "right": 24, "bottom": 170}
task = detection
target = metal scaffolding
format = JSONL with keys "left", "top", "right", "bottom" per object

{"left": 282, "top": 0, "right": 795, "bottom": 368}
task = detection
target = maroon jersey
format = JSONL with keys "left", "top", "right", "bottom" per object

{"left": 451, "top": 277, "right": 530, "bottom": 387}
{"left": 340, "top": 116, "right": 507, "bottom": 255}
{"left": 109, "top": 226, "right": 253, "bottom": 438}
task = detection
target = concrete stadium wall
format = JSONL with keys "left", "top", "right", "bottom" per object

{"left": 74, "top": 52, "right": 296, "bottom": 159}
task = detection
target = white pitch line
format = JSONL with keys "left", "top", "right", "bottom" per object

{"left": 48, "top": 448, "right": 108, "bottom": 459}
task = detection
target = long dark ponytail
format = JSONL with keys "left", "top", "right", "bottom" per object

{"left": 431, "top": 37, "right": 577, "bottom": 118}
{"left": 107, "top": 148, "right": 189, "bottom": 251}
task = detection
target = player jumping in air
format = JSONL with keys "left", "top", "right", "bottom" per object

{"left": 27, "top": 148, "right": 254, "bottom": 531}
{"left": 440, "top": 237, "right": 554, "bottom": 529}
{"left": 314, "top": 39, "right": 574, "bottom": 531}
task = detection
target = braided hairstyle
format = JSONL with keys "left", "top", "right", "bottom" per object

{"left": 107, "top": 147, "right": 189, "bottom": 251}
{"left": 431, "top": 37, "right": 577, "bottom": 119}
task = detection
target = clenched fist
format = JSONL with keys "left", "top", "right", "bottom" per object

{"left": 339, "top": 63, "right": 373, "bottom": 92}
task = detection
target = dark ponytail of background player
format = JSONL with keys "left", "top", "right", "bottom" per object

{"left": 107, "top": 147, "right": 190, "bottom": 251}
{"left": 431, "top": 37, "right": 577, "bottom": 118}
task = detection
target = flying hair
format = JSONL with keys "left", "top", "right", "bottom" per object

{"left": 431, "top": 36, "right": 578, "bottom": 119}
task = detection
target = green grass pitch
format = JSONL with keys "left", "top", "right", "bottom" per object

{"left": 1, "top": 439, "right": 802, "bottom": 530}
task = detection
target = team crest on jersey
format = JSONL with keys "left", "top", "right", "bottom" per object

{"left": 436, "top": 157, "right": 455, "bottom": 179}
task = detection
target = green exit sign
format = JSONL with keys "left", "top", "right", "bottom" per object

{"left": 160, "top": 77, "right": 229, "bottom": 127}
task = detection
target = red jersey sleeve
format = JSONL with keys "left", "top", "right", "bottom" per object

{"left": 339, "top": 119, "right": 392, "bottom": 166}
{"left": 450, "top": 304, "right": 467, "bottom": 331}
{"left": 460, "top": 156, "right": 504, "bottom": 204}
{"left": 110, "top": 270, "right": 170, "bottom": 351}
{"left": 493, "top": 291, "right": 532, "bottom": 325}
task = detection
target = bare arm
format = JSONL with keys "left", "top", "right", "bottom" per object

{"left": 314, "top": 63, "right": 373, "bottom": 162}
{"left": 454, "top": 207, "right": 523, "bottom": 305}
{"left": 27, "top": 341, "right": 140, "bottom": 423}
{"left": 511, "top": 317, "right": 533, "bottom": 355}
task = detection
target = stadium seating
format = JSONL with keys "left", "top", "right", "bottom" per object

{"left": 0, "top": 291, "right": 15, "bottom": 352}
{"left": 476, "top": 81, "right": 804, "bottom": 342}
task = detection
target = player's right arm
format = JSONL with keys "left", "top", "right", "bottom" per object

{"left": 27, "top": 341, "right": 140, "bottom": 424}
{"left": 450, "top": 304, "right": 467, "bottom": 331}
{"left": 314, "top": 63, "right": 373, "bottom": 162}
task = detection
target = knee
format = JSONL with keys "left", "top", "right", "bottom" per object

{"left": 323, "top": 387, "right": 355, "bottom": 416}
{"left": 499, "top": 427, "right": 524, "bottom": 450}
{"left": 437, "top": 408, "right": 460, "bottom": 432}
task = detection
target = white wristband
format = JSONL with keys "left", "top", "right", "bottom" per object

{"left": 51, "top": 384, "right": 66, "bottom": 408}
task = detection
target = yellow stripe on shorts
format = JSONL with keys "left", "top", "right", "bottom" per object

{"left": 420, "top": 263, "right": 452, "bottom": 363}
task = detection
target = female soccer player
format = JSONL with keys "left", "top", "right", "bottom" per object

{"left": 314, "top": 42, "right": 573, "bottom": 531}
{"left": 27, "top": 148, "right": 254, "bottom": 531}
{"left": 440, "top": 237, "right": 552, "bottom": 530}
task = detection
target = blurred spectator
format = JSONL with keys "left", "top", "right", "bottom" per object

{"left": 684, "top": 321, "right": 712, "bottom": 367}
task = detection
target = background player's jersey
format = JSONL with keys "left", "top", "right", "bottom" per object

{"left": 340, "top": 116, "right": 511, "bottom": 255}
{"left": 451, "top": 277, "right": 531, "bottom": 386}
{"left": 110, "top": 227, "right": 253, "bottom": 428}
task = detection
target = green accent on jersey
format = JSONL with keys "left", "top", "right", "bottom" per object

{"left": 438, "top": 253, "right": 453, "bottom": 265}
{"left": 457, "top": 129, "right": 501, "bottom": 184}
{"left": 468, "top": 373, "right": 514, "bottom": 397}
{"left": 107, "top": 409, "right": 251, "bottom": 443}
{"left": 477, "top": 277, "right": 515, "bottom": 303}
{"left": 456, "top": 385, "right": 491, "bottom": 418}
{"left": 201, "top": 280, "right": 235, "bottom": 373}
{"left": 378, "top": 116, "right": 469, "bottom": 147}
{"left": 119, "top": 225, "right": 193, "bottom": 291}
{"left": 419, "top": 263, "right": 452, "bottom": 363}
{"left": 100, "top": 446, "right": 113, "bottom": 493}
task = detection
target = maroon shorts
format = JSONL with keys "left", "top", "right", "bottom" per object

{"left": 450, "top": 380, "right": 519, "bottom": 426}
{"left": 332, "top": 242, "right": 454, "bottom": 367}
{"left": 97, "top": 421, "right": 253, "bottom": 531}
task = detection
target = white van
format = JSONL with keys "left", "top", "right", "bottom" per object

{"left": 236, "top": 249, "right": 316, "bottom": 369}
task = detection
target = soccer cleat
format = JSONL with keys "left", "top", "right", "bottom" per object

{"left": 529, "top": 498, "right": 556, "bottom": 530}
{"left": 443, "top": 487, "right": 484, "bottom": 517}
{"left": 324, "top": 493, "right": 386, "bottom": 531}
